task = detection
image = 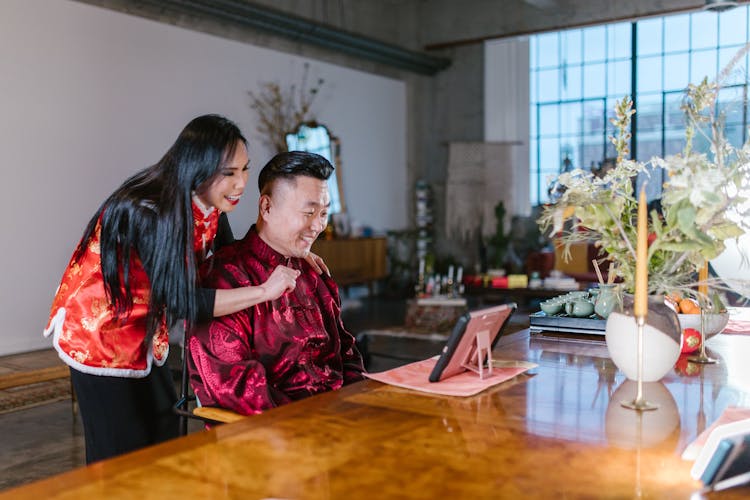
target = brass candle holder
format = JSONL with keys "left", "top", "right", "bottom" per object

{"left": 621, "top": 315, "right": 659, "bottom": 411}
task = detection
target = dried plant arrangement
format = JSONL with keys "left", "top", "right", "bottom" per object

{"left": 247, "top": 63, "right": 325, "bottom": 153}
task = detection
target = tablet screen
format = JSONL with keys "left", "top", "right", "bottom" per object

{"left": 428, "top": 303, "right": 516, "bottom": 383}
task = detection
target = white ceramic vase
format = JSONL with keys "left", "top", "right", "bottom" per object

{"left": 605, "top": 294, "right": 682, "bottom": 382}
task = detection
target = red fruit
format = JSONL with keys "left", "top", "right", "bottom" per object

{"left": 674, "top": 355, "right": 701, "bottom": 376}
{"left": 681, "top": 328, "right": 702, "bottom": 354}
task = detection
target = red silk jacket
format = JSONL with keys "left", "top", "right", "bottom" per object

{"left": 44, "top": 200, "right": 219, "bottom": 377}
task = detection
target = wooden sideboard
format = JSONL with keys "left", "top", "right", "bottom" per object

{"left": 311, "top": 237, "right": 387, "bottom": 289}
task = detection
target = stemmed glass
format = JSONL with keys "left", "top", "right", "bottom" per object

{"left": 689, "top": 264, "right": 717, "bottom": 364}
{"left": 688, "top": 305, "right": 717, "bottom": 364}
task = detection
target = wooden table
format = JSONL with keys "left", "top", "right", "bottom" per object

{"left": 4, "top": 330, "right": 750, "bottom": 499}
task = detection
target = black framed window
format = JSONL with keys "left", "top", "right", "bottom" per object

{"left": 529, "top": 7, "right": 750, "bottom": 205}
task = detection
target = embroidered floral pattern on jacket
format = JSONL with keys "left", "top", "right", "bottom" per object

{"left": 44, "top": 201, "right": 219, "bottom": 377}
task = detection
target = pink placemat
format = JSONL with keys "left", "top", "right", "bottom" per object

{"left": 364, "top": 357, "right": 537, "bottom": 397}
{"left": 722, "top": 307, "right": 750, "bottom": 335}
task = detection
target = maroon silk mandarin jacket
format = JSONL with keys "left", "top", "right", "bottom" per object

{"left": 189, "top": 225, "right": 365, "bottom": 415}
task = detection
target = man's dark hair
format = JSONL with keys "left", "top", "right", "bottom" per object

{"left": 258, "top": 151, "right": 334, "bottom": 195}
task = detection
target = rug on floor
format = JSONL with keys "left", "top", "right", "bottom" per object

{"left": 0, "top": 378, "right": 71, "bottom": 414}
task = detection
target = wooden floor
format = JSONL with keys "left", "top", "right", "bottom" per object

{"left": 1, "top": 292, "right": 529, "bottom": 492}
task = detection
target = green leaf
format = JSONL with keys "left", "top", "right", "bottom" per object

{"left": 708, "top": 223, "right": 746, "bottom": 240}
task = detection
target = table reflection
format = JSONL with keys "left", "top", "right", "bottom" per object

{"left": 606, "top": 380, "right": 680, "bottom": 449}
{"left": 522, "top": 333, "right": 733, "bottom": 454}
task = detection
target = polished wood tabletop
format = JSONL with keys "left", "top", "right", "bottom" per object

{"left": 4, "top": 329, "right": 750, "bottom": 499}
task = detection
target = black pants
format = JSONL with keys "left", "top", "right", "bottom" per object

{"left": 70, "top": 363, "right": 179, "bottom": 464}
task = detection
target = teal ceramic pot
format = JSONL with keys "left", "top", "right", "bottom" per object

{"left": 540, "top": 300, "right": 562, "bottom": 315}
{"left": 566, "top": 299, "right": 594, "bottom": 317}
{"left": 594, "top": 284, "right": 619, "bottom": 319}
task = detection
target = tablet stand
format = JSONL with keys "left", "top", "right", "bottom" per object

{"left": 461, "top": 329, "right": 493, "bottom": 380}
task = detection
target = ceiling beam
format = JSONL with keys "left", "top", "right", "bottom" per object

{"left": 139, "top": 0, "right": 451, "bottom": 75}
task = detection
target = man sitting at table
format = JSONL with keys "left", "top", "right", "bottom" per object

{"left": 188, "top": 151, "right": 365, "bottom": 415}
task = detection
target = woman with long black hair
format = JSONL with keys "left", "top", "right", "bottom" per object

{"left": 44, "top": 114, "right": 321, "bottom": 463}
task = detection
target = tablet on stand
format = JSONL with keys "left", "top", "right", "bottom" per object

{"left": 428, "top": 303, "right": 516, "bottom": 383}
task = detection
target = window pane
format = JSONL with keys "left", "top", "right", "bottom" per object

{"left": 637, "top": 133, "right": 663, "bottom": 162}
{"left": 637, "top": 56, "right": 663, "bottom": 94}
{"left": 580, "top": 135, "right": 605, "bottom": 171}
{"left": 638, "top": 18, "right": 662, "bottom": 56}
{"left": 664, "top": 92, "right": 685, "bottom": 129}
{"left": 563, "top": 29, "right": 583, "bottom": 64}
{"left": 539, "top": 137, "right": 562, "bottom": 172}
{"left": 605, "top": 137, "right": 618, "bottom": 159}
{"left": 608, "top": 59, "right": 631, "bottom": 97}
{"left": 664, "top": 13, "right": 690, "bottom": 53}
{"left": 530, "top": 138, "right": 540, "bottom": 205}
{"left": 530, "top": 104, "right": 537, "bottom": 138}
{"left": 537, "top": 68, "right": 560, "bottom": 101}
{"left": 531, "top": 69, "right": 538, "bottom": 101}
{"left": 560, "top": 141, "right": 578, "bottom": 170}
{"left": 664, "top": 128, "right": 687, "bottom": 156}
{"left": 539, "top": 105, "right": 560, "bottom": 136}
{"left": 691, "top": 11, "right": 718, "bottom": 50}
{"left": 725, "top": 123, "right": 744, "bottom": 149}
{"left": 719, "top": 46, "right": 748, "bottom": 86}
{"left": 560, "top": 101, "right": 582, "bottom": 136}
{"left": 582, "top": 99, "right": 605, "bottom": 135}
{"left": 691, "top": 49, "right": 718, "bottom": 84}
{"left": 561, "top": 63, "right": 582, "bottom": 100}
{"left": 664, "top": 91, "right": 687, "bottom": 156}
{"left": 691, "top": 118, "right": 713, "bottom": 155}
{"left": 637, "top": 95, "right": 663, "bottom": 132}
{"left": 608, "top": 23, "right": 632, "bottom": 59}
{"left": 663, "top": 53, "right": 689, "bottom": 91}
{"left": 635, "top": 94, "right": 663, "bottom": 161}
{"left": 530, "top": 36, "right": 538, "bottom": 67}
{"left": 718, "top": 86, "right": 745, "bottom": 129}
{"left": 583, "top": 26, "right": 606, "bottom": 62}
{"left": 719, "top": 8, "right": 747, "bottom": 46}
{"left": 537, "top": 32, "right": 559, "bottom": 67}
{"left": 583, "top": 62, "right": 606, "bottom": 97}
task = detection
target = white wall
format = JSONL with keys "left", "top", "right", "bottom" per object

{"left": 484, "top": 37, "right": 531, "bottom": 217}
{"left": 0, "top": 0, "right": 407, "bottom": 355}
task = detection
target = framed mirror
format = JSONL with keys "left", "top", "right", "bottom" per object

{"left": 286, "top": 122, "right": 345, "bottom": 214}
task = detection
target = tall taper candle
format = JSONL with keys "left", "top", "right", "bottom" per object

{"left": 634, "top": 187, "right": 648, "bottom": 318}
{"left": 699, "top": 261, "right": 708, "bottom": 297}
